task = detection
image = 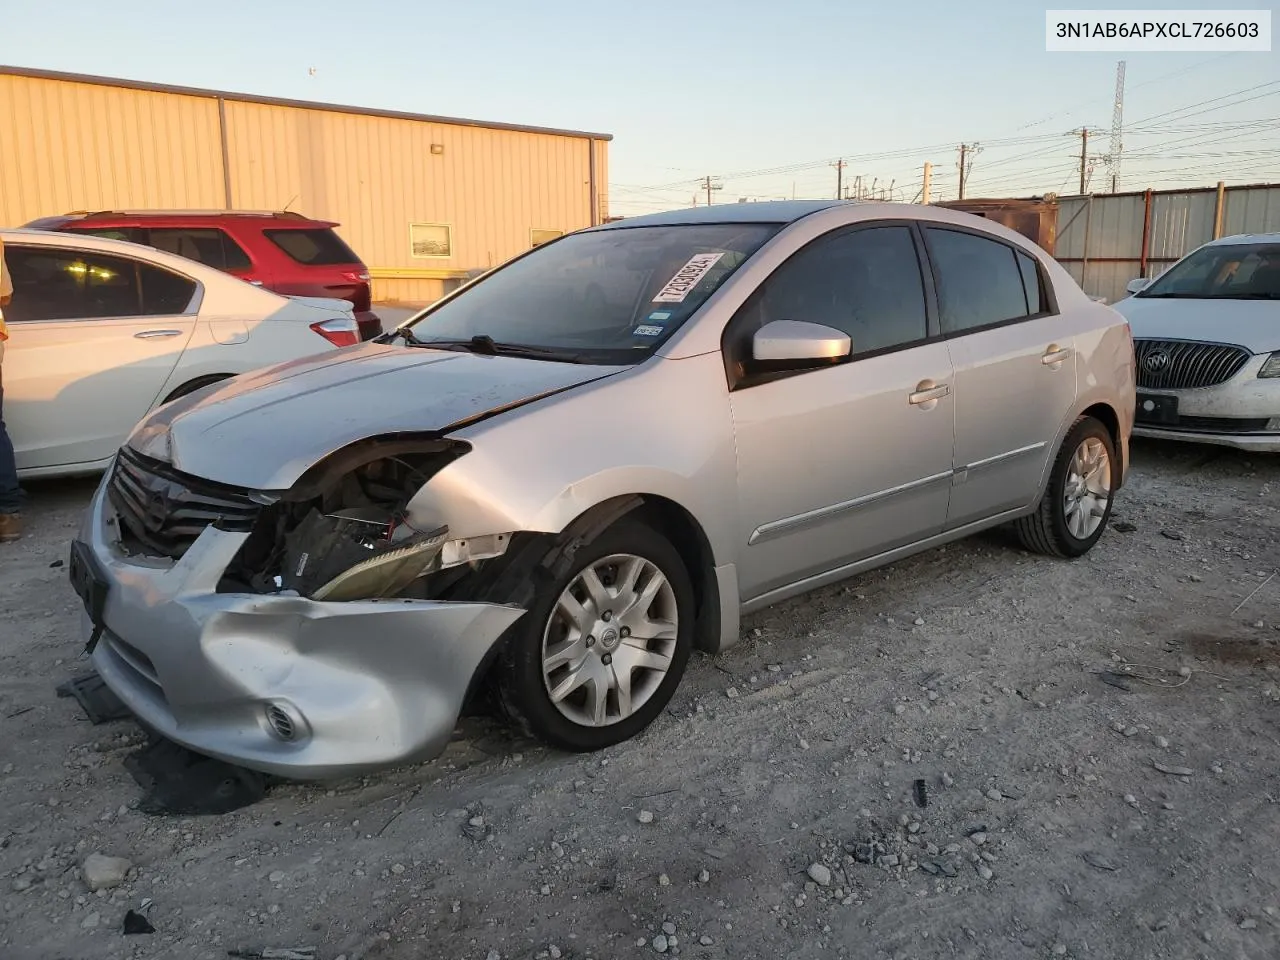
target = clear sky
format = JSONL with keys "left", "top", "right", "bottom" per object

{"left": 1, "top": 0, "right": 1276, "bottom": 213}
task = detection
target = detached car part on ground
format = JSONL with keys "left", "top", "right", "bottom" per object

{"left": 1113, "top": 232, "right": 1280, "bottom": 453}
{"left": 70, "top": 201, "right": 1135, "bottom": 779}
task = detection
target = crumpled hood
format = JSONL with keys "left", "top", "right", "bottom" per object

{"left": 127, "top": 343, "right": 624, "bottom": 489}
{"left": 1112, "top": 296, "right": 1280, "bottom": 354}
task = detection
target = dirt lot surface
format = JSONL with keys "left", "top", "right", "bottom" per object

{"left": 2, "top": 441, "right": 1278, "bottom": 960}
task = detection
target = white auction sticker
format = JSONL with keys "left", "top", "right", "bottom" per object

{"left": 653, "top": 252, "right": 725, "bottom": 303}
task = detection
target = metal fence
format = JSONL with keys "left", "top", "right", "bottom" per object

{"left": 1053, "top": 182, "right": 1280, "bottom": 303}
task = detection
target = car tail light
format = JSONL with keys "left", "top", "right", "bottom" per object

{"left": 340, "top": 270, "right": 371, "bottom": 283}
{"left": 310, "top": 317, "right": 360, "bottom": 348}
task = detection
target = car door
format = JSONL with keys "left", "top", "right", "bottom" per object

{"left": 725, "top": 222, "right": 956, "bottom": 601}
{"left": 2, "top": 243, "right": 200, "bottom": 471}
{"left": 919, "top": 225, "right": 1078, "bottom": 528}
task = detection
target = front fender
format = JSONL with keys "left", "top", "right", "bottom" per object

{"left": 404, "top": 352, "right": 739, "bottom": 564}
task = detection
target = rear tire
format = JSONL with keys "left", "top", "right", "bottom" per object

{"left": 496, "top": 520, "right": 694, "bottom": 752}
{"left": 1014, "top": 416, "right": 1116, "bottom": 559}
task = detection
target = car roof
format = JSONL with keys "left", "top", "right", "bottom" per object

{"left": 25, "top": 210, "right": 337, "bottom": 228}
{"left": 589, "top": 200, "right": 846, "bottom": 230}
{"left": 1205, "top": 232, "right": 1280, "bottom": 247}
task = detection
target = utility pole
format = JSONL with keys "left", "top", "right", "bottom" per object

{"left": 957, "top": 143, "right": 980, "bottom": 199}
{"left": 1077, "top": 128, "right": 1089, "bottom": 194}
{"left": 831, "top": 159, "right": 847, "bottom": 200}
{"left": 922, "top": 162, "right": 932, "bottom": 204}
{"left": 701, "top": 175, "right": 722, "bottom": 207}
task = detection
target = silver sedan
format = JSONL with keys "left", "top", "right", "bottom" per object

{"left": 71, "top": 201, "right": 1135, "bottom": 778}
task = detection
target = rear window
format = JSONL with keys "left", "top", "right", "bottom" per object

{"left": 264, "top": 228, "right": 360, "bottom": 265}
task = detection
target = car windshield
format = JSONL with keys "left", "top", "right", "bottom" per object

{"left": 403, "top": 223, "right": 781, "bottom": 363}
{"left": 1139, "top": 241, "right": 1280, "bottom": 300}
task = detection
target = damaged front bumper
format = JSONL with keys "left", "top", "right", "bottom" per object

{"left": 75, "top": 474, "right": 525, "bottom": 780}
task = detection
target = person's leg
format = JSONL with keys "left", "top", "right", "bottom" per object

{"left": 0, "top": 359, "right": 24, "bottom": 542}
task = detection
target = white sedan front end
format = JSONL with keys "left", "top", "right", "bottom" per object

{"left": 1113, "top": 234, "right": 1280, "bottom": 453}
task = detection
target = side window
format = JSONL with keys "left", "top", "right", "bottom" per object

{"left": 0, "top": 246, "right": 194, "bottom": 321}
{"left": 734, "top": 225, "right": 928, "bottom": 360}
{"left": 1017, "top": 251, "right": 1047, "bottom": 315}
{"left": 926, "top": 227, "right": 1031, "bottom": 334}
{"left": 138, "top": 261, "right": 198, "bottom": 315}
{"left": 148, "top": 228, "right": 251, "bottom": 272}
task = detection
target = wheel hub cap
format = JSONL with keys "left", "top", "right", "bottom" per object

{"left": 541, "top": 553, "right": 679, "bottom": 728}
{"left": 1062, "top": 436, "right": 1112, "bottom": 540}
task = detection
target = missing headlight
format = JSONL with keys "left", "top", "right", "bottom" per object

{"left": 219, "top": 437, "right": 510, "bottom": 600}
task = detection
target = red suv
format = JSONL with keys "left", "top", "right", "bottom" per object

{"left": 24, "top": 210, "right": 382, "bottom": 340}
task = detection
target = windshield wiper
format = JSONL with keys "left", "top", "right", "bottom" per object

{"left": 379, "top": 326, "right": 427, "bottom": 345}
{"left": 411, "top": 334, "right": 590, "bottom": 363}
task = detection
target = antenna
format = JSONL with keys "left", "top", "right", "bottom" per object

{"left": 1107, "top": 60, "right": 1126, "bottom": 193}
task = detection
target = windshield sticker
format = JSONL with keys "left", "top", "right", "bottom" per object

{"left": 633, "top": 324, "right": 665, "bottom": 337}
{"left": 653, "top": 252, "right": 726, "bottom": 303}
{"left": 647, "top": 311, "right": 673, "bottom": 321}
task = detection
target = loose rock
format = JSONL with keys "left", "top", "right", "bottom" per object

{"left": 82, "top": 854, "right": 131, "bottom": 892}
{"left": 637, "top": 810, "right": 654, "bottom": 824}
{"left": 652, "top": 934, "right": 669, "bottom": 953}
{"left": 807, "top": 863, "right": 832, "bottom": 886}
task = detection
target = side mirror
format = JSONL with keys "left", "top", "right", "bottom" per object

{"left": 752, "top": 319, "right": 851, "bottom": 363}
{"left": 1125, "top": 277, "right": 1149, "bottom": 295}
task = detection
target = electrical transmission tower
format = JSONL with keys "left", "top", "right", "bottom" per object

{"left": 1107, "top": 60, "right": 1126, "bottom": 193}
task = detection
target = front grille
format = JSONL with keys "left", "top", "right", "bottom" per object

{"left": 1134, "top": 339, "right": 1251, "bottom": 390}
{"left": 109, "top": 446, "right": 260, "bottom": 559}
{"left": 1140, "top": 415, "right": 1273, "bottom": 435}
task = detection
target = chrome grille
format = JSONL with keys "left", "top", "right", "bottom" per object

{"left": 1134, "top": 339, "right": 1251, "bottom": 390}
{"left": 109, "top": 446, "right": 260, "bottom": 559}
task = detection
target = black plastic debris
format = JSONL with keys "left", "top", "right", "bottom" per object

{"left": 122, "top": 910, "right": 155, "bottom": 935}
{"left": 124, "top": 737, "right": 268, "bottom": 816}
{"left": 1160, "top": 529, "right": 1185, "bottom": 541}
{"left": 56, "top": 672, "right": 131, "bottom": 724}
{"left": 913, "top": 778, "right": 928, "bottom": 808}
{"left": 49, "top": 559, "right": 64, "bottom": 569}
{"left": 1112, "top": 521, "right": 1138, "bottom": 534}
{"left": 227, "top": 948, "right": 316, "bottom": 959}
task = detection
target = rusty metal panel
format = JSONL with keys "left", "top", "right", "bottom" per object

{"left": 0, "top": 73, "right": 225, "bottom": 227}
{"left": 1146, "top": 190, "right": 1217, "bottom": 262}
{"left": 1221, "top": 185, "right": 1280, "bottom": 237}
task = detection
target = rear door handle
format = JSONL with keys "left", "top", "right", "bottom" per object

{"left": 134, "top": 329, "right": 183, "bottom": 340}
{"left": 909, "top": 383, "right": 950, "bottom": 406}
{"left": 1042, "top": 344, "right": 1072, "bottom": 365}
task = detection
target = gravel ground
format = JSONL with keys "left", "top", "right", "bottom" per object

{"left": 2, "top": 440, "right": 1278, "bottom": 960}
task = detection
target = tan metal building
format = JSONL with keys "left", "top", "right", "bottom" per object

{"left": 0, "top": 66, "right": 611, "bottom": 303}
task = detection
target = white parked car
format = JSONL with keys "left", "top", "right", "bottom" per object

{"left": 1114, "top": 233, "right": 1280, "bottom": 453}
{"left": 1, "top": 228, "right": 361, "bottom": 479}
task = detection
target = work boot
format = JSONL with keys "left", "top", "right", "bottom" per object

{"left": 0, "top": 513, "right": 22, "bottom": 543}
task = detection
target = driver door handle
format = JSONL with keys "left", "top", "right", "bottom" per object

{"left": 134, "top": 329, "right": 183, "bottom": 339}
{"left": 1042, "top": 344, "right": 1072, "bottom": 365}
{"left": 909, "top": 383, "right": 950, "bottom": 405}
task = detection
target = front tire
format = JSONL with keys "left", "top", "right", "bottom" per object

{"left": 1014, "top": 416, "right": 1116, "bottom": 558}
{"left": 496, "top": 520, "right": 694, "bottom": 752}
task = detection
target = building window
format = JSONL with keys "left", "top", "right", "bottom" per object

{"left": 410, "top": 223, "right": 452, "bottom": 258}
{"left": 531, "top": 228, "right": 564, "bottom": 248}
